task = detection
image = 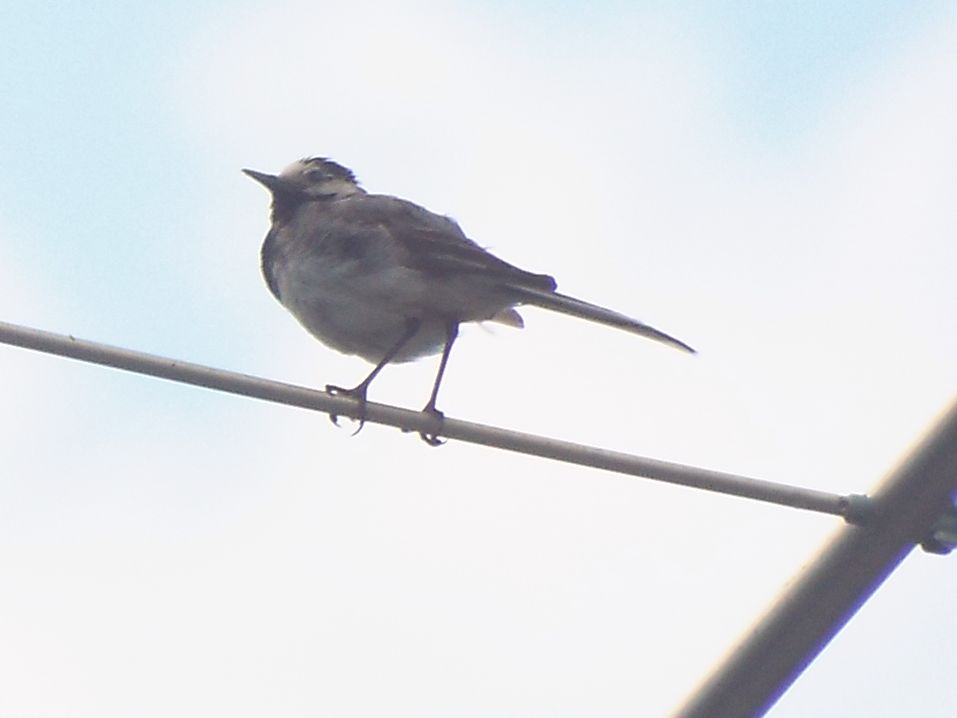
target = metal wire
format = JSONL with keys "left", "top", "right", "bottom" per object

{"left": 5, "top": 318, "right": 955, "bottom": 717}
{"left": 1, "top": 319, "right": 848, "bottom": 517}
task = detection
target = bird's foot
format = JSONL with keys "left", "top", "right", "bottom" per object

{"left": 325, "top": 384, "right": 369, "bottom": 436}
{"left": 418, "top": 403, "right": 446, "bottom": 447}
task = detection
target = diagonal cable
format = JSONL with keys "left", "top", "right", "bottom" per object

{"left": 1, "top": 319, "right": 849, "bottom": 518}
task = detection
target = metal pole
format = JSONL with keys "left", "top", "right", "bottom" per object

{"left": 672, "top": 399, "right": 957, "bottom": 718}
{"left": 1, "top": 319, "right": 847, "bottom": 516}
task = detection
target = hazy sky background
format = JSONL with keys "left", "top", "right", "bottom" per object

{"left": 2, "top": 2, "right": 956, "bottom": 716}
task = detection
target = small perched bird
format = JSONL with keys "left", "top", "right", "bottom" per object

{"left": 245, "top": 157, "right": 694, "bottom": 444}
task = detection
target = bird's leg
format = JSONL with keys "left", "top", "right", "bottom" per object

{"left": 419, "top": 321, "right": 459, "bottom": 446}
{"left": 326, "top": 317, "right": 422, "bottom": 434}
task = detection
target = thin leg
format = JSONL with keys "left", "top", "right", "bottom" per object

{"left": 326, "top": 317, "right": 422, "bottom": 434}
{"left": 420, "top": 321, "right": 459, "bottom": 446}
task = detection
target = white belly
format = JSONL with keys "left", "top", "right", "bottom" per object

{"left": 280, "top": 264, "right": 447, "bottom": 362}
{"left": 268, "top": 214, "right": 521, "bottom": 363}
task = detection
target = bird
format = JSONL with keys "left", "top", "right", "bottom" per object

{"left": 244, "top": 157, "right": 694, "bottom": 445}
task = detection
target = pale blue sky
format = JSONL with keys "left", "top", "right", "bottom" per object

{"left": 2, "top": 2, "right": 955, "bottom": 716}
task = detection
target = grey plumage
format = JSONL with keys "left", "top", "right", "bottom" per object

{"left": 245, "top": 157, "right": 693, "bottom": 442}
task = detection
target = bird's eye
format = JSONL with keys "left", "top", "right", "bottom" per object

{"left": 304, "top": 168, "right": 326, "bottom": 182}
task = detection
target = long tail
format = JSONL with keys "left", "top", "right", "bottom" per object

{"left": 512, "top": 286, "right": 696, "bottom": 354}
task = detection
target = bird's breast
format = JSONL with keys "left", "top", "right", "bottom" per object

{"left": 261, "top": 211, "right": 522, "bottom": 363}
{"left": 263, "top": 228, "right": 445, "bottom": 361}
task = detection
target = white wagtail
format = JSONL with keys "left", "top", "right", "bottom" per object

{"left": 245, "top": 157, "right": 694, "bottom": 444}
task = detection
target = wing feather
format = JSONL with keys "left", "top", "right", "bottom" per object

{"left": 332, "top": 195, "right": 557, "bottom": 292}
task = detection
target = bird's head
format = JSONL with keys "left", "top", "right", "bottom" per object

{"left": 243, "top": 157, "right": 364, "bottom": 221}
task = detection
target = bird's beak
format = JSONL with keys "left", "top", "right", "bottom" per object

{"left": 242, "top": 168, "right": 301, "bottom": 196}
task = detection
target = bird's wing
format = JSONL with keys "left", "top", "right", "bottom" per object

{"left": 339, "top": 195, "right": 558, "bottom": 292}
{"left": 323, "top": 196, "right": 694, "bottom": 353}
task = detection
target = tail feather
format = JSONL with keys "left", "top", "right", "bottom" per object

{"left": 512, "top": 287, "right": 695, "bottom": 354}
